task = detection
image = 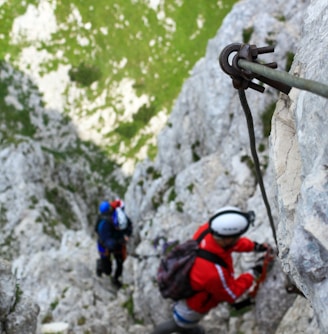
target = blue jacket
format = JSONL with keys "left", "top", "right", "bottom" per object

{"left": 96, "top": 212, "right": 132, "bottom": 251}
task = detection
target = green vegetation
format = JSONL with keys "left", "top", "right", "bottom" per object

{"left": 0, "top": 62, "right": 37, "bottom": 138}
{"left": 261, "top": 102, "right": 276, "bottom": 137}
{"left": 241, "top": 154, "right": 255, "bottom": 177}
{"left": 152, "top": 195, "right": 162, "bottom": 210}
{"left": 168, "top": 188, "right": 177, "bottom": 202}
{"left": 187, "top": 183, "right": 194, "bottom": 193}
{"left": 0, "top": 234, "right": 17, "bottom": 261}
{"left": 285, "top": 52, "right": 295, "bottom": 72}
{"left": 230, "top": 305, "right": 252, "bottom": 317}
{"left": 50, "top": 298, "right": 59, "bottom": 311}
{"left": 41, "top": 312, "right": 54, "bottom": 324}
{"left": 191, "top": 141, "right": 201, "bottom": 162}
{"left": 0, "top": 1, "right": 240, "bottom": 235}
{"left": 69, "top": 63, "right": 102, "bottom": 86}
{"left": 45, "top": 187, "right": 74, "bottom": 229}
{"left": 150, "top": 174, "right": 178, "bottom": 209}
{"left": 0, "top": 204, "right": 7, "bottom": 228}
{"left": 275, "top": 14, "right": 286, "bottom": 22}
{"left": 122, "top": 294, "right": 144, "bottom": 324}
{"left": 242, "top": 27, "right": 254, "bottom": 44}
{"left": 241, "top": 152, "right": 269, "bottom": 178}
{"left": 146, "top": 166, "right": 162, "bottom": 180}
{"left": 10, "top": 283, "right": 23, "bottom": 312}
{"left": 77, "top": 316, "right": 86, "bottom": 326}
{"left": 176, "top": 201, "right": 184, "bottom": 213}
{"left": 61, "top": 287, "right": 69, "bottom": 298}
{"left": 0, "top": 0, "right": 239, "bottom": 165}
{"left": 167, "top": 176, "right": 176, "bottom": 188}
{"left": 263, "top": 30, "right": 277, "bottom": 47}
{"left": 41, "top": 140, "right": 127, "bottom": 198}
{"left": 258, "top": 143, "right": 266, "bottom": 153}
{"left": 122, "top": 295, "right": 134, "bottom": 317}
{"left": 261, "top": 154, "right": 269, "bottom": 170}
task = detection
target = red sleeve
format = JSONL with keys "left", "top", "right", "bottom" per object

{"left": 187, "top": 260, "right": 254, "bottom": 313}
{"left": 205, "top": 266, "right": 253, "bottom": 303}
{"left": 232, "top": 237, "right": 255, "bottom": 252}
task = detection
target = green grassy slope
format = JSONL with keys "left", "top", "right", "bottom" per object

{"left": 0, "top": 0, "right": 238, "bottom": 173}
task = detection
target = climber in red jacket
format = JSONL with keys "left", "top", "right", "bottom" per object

{"left": 151, "top": 206, "right": 269, "bottom": 334}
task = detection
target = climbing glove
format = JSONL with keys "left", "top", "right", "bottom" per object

{"left": 250, "top": 264, "right": 263, "bottom": 279}
{"left": 253, "top": 242, "right": 269, "bottom": 252}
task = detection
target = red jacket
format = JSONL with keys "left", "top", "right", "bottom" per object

{"left": 186, "top": 222, "right": 255, "bottom": 314}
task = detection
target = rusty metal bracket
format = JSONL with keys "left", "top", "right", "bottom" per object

{"left": 219, "top": 43, "right": 291, "bottom": 94}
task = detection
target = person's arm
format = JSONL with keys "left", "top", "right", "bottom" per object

{"left": 253, "top": 242, "right": 270, "bottom": 252}
{"left": 206, "top": 266, "right": 254, "bottom": 304}
{"left": 232, "top": 237, "right": 256, "bottom": 252}
{"left": 124, "top": 217, "right": 133, "bottom": 237}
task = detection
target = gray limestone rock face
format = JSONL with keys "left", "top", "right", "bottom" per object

{"left": 4, "top": 296, "right": 40, "bottom": 334}
{"left": 270, "top": 1, "right": 328, "bottom": 332}
{"left": 1, "top": 0, "right": 327, "bottom": 333}
{"left": 0, "top": 259, "right": 16, "bottom": 321}
{"left": 0, "top": 259, "right": 39, "bottom": 334}
{"left": 126, "top": 0, "right": 318, "bottom": 333}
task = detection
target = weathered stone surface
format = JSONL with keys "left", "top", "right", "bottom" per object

{"left": 5, "top": 296, "right": 40, "bottom": 334}
{"left": 1, "top": 0, "right": 327, "bottom": 333}
{"left": 126, "top": 0, "right": 320, "bottom": 333}
{"left": 270, "top": 1, "right": 328, "bottom": 332}
{"left": 0, "top": 259, "right": 16, "bottom": 321}
{"left": 275, "top": 296, "right": 319, "bottom": 334}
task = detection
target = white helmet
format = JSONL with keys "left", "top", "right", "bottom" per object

{"left": 209, "top": 206, "right": 255, "bottom": 238}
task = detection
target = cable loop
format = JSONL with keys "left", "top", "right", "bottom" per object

{"left": 219, "top": 43, "right": 291, "bottom": 94}
{"left": 219, "top": 42, "right": 328, "bottom": 98}
{"left": 219, "top": 42, "right": 328, "bottom": 246}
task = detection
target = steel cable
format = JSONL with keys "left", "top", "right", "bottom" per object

{"left": 220, "top": 43, "right": 328, "bottom": 247}
{"left": 238, "top": 59, "right": 328, "bottom": 99}
{"left": 238, "top": 89, "right": 278, "bottom": 246}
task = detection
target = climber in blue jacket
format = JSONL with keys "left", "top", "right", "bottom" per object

{"left": 95, "top": 200, "right": 133, "bottom": 288}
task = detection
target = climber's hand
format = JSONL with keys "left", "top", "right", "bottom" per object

{"left": 250, "top": 264, "right": 263, "bottom": 279}
{"left": 254, "top": 242, "right": 269, "bottom": 252}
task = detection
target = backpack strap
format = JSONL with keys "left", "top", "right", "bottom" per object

{"left": 195, "top": 228, "right": 228, "bottom": 268}
{"left": 195, "top": 228, "right": 211, "bottom": 243}
{"left": 196, "top": 249, "right": 228, "bottom": 268}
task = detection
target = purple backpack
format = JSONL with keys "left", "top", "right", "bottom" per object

{"left": 157, "top": 229, "right": 227, "bottom": 301}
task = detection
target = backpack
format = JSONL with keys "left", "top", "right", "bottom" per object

{"left": 95, "top": 214, "right": 112, "bottom": 234}
{"left": 157, "top": 229, "right": 228, "bottom": 301}
{"left": 112, "top": 207, "right": 128, "bottom": 230}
